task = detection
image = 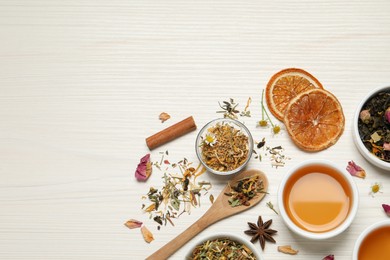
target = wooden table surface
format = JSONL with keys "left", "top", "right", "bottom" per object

{"left": 1, "top": 0, "right": 390, "bottom": 259}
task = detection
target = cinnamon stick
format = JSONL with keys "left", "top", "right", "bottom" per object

{"left": 146, "top": 116, "right": 197, "bottom": 150}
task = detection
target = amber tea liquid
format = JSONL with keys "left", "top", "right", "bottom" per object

{"left": 283, "top": 164, "right": 352, "bottom": 233}
{"left": 358, "top": 226, "right": 390, "bottom": 260}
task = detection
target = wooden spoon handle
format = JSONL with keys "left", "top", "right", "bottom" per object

{"left": 146, "top": 216, "right": 210, "bottom": 260}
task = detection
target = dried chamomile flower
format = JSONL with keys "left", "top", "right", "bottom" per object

{"left": 278, "top": 245, "right": 298, "bottom": 255}
{"left": 369, "top": 182, "right": 383, "bottom": 197}
{"left": 124, "top": 219, "right": 143, "bottom": 229}
{"left": 382, "top": 204, "right": 390, "bottom": 217}
{"left": 258, "top": 120, "right": 268, "bottom": 127}
{"left": 204, "top": 132, "right": 217, "bottom": 146}
{"left": 141, "top": 225, "right": 154, "bottom": 243}
{"left": 259, "top": 89, "right": 282, "bottom": 135}
{"left": 346, "top": 161, "right": 366, "bottom": 179}
{"left": 135, "top": 154, "right": 152, "bottom": 181}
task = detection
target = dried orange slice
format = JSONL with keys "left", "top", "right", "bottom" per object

{"left": 284, "top": 88, "right": 345, "bottom": 151}
{"left": 266, "top": 68, "right": 323, "bottom": 121}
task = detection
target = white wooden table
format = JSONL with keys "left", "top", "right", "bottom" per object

{"left": 1, "top": 0, "right": 390, "bottom": 259}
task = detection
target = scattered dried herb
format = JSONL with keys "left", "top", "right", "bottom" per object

{"left": 200, "top": 122, "right": 249, "bottom": 172}
{"left": 382, "top": 204, "right": 390, "bottom": 217}
{"left": 143, "top": 156, "right": 212, "bottom": 229}
{"left": 135, "top": 154, "right": 152, "bottom": 181}
{"left": 244, "top": 216, "right": 277, "bottom": 250}
{"left": 225, "top": 174, "right": 265, "bottom": 207}
{"left": 369, "top": 182, "right": 383, "bottom": 197}
{"left": 266, "top": 146, "right": 289, "bottom": 168}
{"left": 278, "top": 245, "right": 299, "bottom": 255}
{"left": 217, "top": 98, "right": 240, "bottom": 119}
{"left": 190, "top": 237, "right": 256, "bottom": 260}
{"left": 141, "top": 225, "right": 154, "bottom": 243}
{"left": 323, "top": 255, "right": 335, "bottom": 260}
{"left": 266, "top": 201, "right": 278, "bottom": 215}
{"left": 257, "top": 137, "right": 266, "bottom": 149}
{"left": 159, "top": 112, "right": 170, "bottom": 123}
{"left": 240, "top": 97, "right": 252, "bottom": 117}
{"left": 358, "top": 91, "right": 390, "bottom": 162}
{"left": 124, "top": 219, "right": 143, "bottom": 229}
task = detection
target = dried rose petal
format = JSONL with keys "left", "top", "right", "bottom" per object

{"left": 159, "top": 112, "right": 170, "bottom": 123}
{"left": 346, "top": 161, "right": 366, "bottom": 179}
{"left": 322, "top": 255, "right": 334, "bottom": 260}
{"left": 124, "top": 219, "right": 143, "bottom": 229}
{"left": 141, "top": 225, "right": 154, "bottom": 243}
{"left": 278, "top": 245, "right": 298, "bottom": 255}
{"left": 135, "top": 154, "right": 152, "bottom": 181}
{"left": 382, "top": 204, "right": 390, "bottom": 217}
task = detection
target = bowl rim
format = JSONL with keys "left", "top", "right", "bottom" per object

{"left": 195, "top": 118, "right": 254, "bottom": 175}
{"left": 185, "top": 232, "right": 263, "bottom": 260}
{"left": 352, "top": 219, "right": 390, "bottom": 259}
{"left": 277, "top": 159, "right": 359, "bottom": 240}
{"left": 352, "top": 85, "right": 390, "bottom": 171}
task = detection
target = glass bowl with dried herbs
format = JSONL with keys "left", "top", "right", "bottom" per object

{"left": 186, "top": 232, "right": 263, "bottom": 260}
{"left": 195, "top": 118, "right": 254, "bottom": 175}
{"left": 353, "top": 85, "right": 390, "bottom": 170}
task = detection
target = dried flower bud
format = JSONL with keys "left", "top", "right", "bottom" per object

{"left": 382, "top": 204, "right": 390, "bottom": 217}
{"left": 124, "top": 219, "right": 143, "bottom": 229}
{"left": 135, "top": 154, "right": 152, "bottom": 181}
{"left": 384, "top": 143, "right": 390, "bottom": 151}
{"left": 386, "top": 107, "right": 390, "bottom": 123}
{"left": 322, "top": 255, "right": 335, "bottom": 260}
{"left": 346, "top": 161, "right": 366, "bottom": 179}
{"left": 359, "top": 109, "right": 371, "bottom": 123}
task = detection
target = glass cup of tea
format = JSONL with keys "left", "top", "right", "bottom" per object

{"left": 277, "top": 159, "right": 359, "bottom": 239}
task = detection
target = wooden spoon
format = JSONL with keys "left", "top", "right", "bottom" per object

{"left": 146, "top": 169, "right": 268, "bottom": 260}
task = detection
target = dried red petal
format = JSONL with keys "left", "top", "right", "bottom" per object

{"left": 141, "top": 225, "right": 154, "bottom": 243}
{"left": 382, "top": 204, "right": 390, "bottom": 217}
{"left": 124, "top": 219, "right": 143, "bottom": 229}
{"left": 135, "top": 154, "right": 152, "bottom": 181}
{"left": 346, "top": 161, "right": 366, "bottom": 179}
{"left": 322, "top": 255, "right": 334, "bottom": 260}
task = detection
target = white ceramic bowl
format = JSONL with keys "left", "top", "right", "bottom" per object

{"left": 352, "top": 85, "right": 390, "bottom": 171}
{"left": 195, "top": 118, "right": 253, "bottom": 175}
{"left": 352, "top": 219, "right": 390, "bottom": 259}
{"left": 277, "top": 159, "right": 359, "bottom": 240}
{"left": 186, "top": 232, "right": 263, "bottom": 260}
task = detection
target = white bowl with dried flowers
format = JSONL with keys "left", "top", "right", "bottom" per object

{"left": 186, "top": 232, "right": 263, "bottom": 260}
{"left": 352, "top": 219, "right": 390, "bottom": 259}
{"left": 277, "top": 159, "right": 359, "bottom": 240}
{"left": 352, "top": 85, "right": 390, "bottom": 171}
{"left": 195, "top": 118, "right": 254, "bottom": 175}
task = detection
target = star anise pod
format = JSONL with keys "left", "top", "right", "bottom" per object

{"left": 244, "top": 216, "right": 277, "bottom": 250}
